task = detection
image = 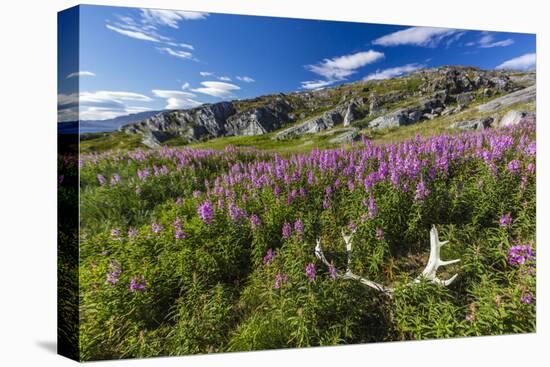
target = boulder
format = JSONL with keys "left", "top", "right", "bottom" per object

{"left": 451, "top": 117, "right": 494, "bottom": 131}
{"left": 369, "top": 109, "right": 408, "bottom": 129}
{"left": 498, "top": 110, "right": 536, "bottom": 127}
{"left": 328, "top": 129, "right": 359, "bottom": 144}
{"left": 456, "top": 92, "right": 475, "bottom": 107}
{"left": 274, "top": 108, "right": 343, "bottom": 140}
{"left": 477, "top": 86, "right": 536, "bottom": 113}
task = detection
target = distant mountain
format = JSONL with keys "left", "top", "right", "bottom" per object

{"left": 118, "top": 66, "right": 536, "bottom": 148}
{"left": 58, "top": 110, "right": 165, "bottom": 134}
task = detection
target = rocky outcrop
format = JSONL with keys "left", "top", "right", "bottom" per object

{"left": 368, "top": 94, "right": 446, "bottom": 129}
{"left": 116, "top": 66, "right": 536, "bottom": 148}
{"left": 451, "top": 117, "right": 494, "bottom": 131}
{"left": 226, "top": 98, "right": 294, "bottom": 136}
{"left": 498, "top": 110, "right": 536, "bottom": 127}
{"left": 477, "top": 86, "right": 536, "bottom": 113}
{"left": 328, "top": 128, "right": 359, "bottom": 144}
{"left": 274, "top": 108, "right": 344, "bottom": 140}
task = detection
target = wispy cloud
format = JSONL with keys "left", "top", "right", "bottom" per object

{"left": 477, "top": 33, "right": 514, "bottom": 48}
{"left": 106, "top": 24, "right": 161, "bottom": 42}
{"left": 496, "top": 53, "right": 536, "bottom": 71}
{"left": 218, "top": 76, "right": 232, "bottom": 81}
{"left": 105, "top": 10, "right": 206, "bottom": 60}
{"left": 152, "top": 89, "right": 201, "bottom": 109}
{"left": 301, "top": 50, "right": 384, "bottom": 90}
{"left": 158, "top": 47, "right": 196, "bottom": 60}
{"left": 141, "top": 9, "right": 208, "bottom": 28}
{"left": 373, "top": 27, "right": 459, "bottom": 47}
{"left": 58, "top": 90, "right": 153, "bottom": 121}
{"left": 66, "top": 71, "right": 96, "bottom": 79}
{"left": 364, "top": 63, "right": 424, "bottom": 81}
{"left": 236, "top": 76, "right": 255, "bottom": 83}
{"left": 192, "top": 81, "right": 241, "bottom": 98}
{"left": 200, "top": 71, "right": 214, "bottom": 77}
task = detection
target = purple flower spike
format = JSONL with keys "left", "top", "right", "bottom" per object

{"left": 198, "top": 200, "right": 215, "bottom": 224}
{"left": 129, "top": 275, "right": 146, "bottom": 292}
{"left": 282, "top": 222, "right": 292, "bottom": 239}
{"left": 305, "top": 263, "right": 316, "bottom": 282}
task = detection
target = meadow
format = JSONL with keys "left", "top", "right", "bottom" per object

{"left": 64, "top": 122, "right": 535, "bottom": 360}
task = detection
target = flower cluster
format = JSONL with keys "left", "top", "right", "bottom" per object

{"left": 507, "top": 244, "right": 535, "bottom": 267}
{"left": 129, "top": 275, "right": 147, "bottom": 292}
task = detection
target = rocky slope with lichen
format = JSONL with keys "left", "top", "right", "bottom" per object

{"left": 119, "top": 66, "right": 535, "bottom": 148}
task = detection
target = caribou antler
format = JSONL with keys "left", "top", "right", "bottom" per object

{"left": 314, "top": 225, "right": 460, "bottom": 296}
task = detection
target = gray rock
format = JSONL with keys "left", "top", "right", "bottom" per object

{"left": 142, "top": 130, "right": 173, "bottom": 149}
{"left": 477, "top": 86, "right": 536, "bottom": 113}
{"left": 456, "top": 92, "right": 475, "bottom": 107}
{"left": 498, "top": 110, "right": 536, "bottom": 127}
{"left": 328, "top": 129, "right": 359, "bottom": 144}
{"left": 369, "top": 109, "right": 408, "bottom": 129}
{"left": 451, "top": 117, "right": 494, "bottom": 130}
{"left": 343, "top": 102, "right": 359, "bottom": 126}
{"left": 274, "top": 108, "right": 343, "bottom": 140}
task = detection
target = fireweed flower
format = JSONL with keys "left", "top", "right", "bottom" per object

{"left": 305, "top": 263, "right": 316, "bottom": 281}
{"left": 250, "top": 214, "right": 261, "bottom": 229}
{"left": 151, "top": 223, "right": 163, "bottom": 234}
{"left": 507, "top": 159, "right": 521, "bottom": 173}
{"left": 263, "top": 248, "right": 275, "bottom": 265}
{"left": 499, "top": 213, "right": 513, "bottom": 228}
{"left": 111, "top": 228, "right": 121, "bottom": 239}
{"left": 521, "top": 292, "right": 534, "bottom": 305}
{"left": 97, "top": 174, "right": 106, "bottom": 186}
{"left": 367, "top": 195, "right": 378, "bottom": 219}
{"left": 414, "top": 180, "right": 429, "bottom": 201}
{"left": 106, "top": 269, "right": 121, "bottom": 285}
{"left": 274, "top": 273, "right": 288, "bottom": 289}
{"left": 175, "top": 229, "right": 186, "bottom": 240}
{"left": 110, "top": 174, "right": 121, "bottom": 186}
{"left": 127, "top": 227, "right": 138, "bottom": 239}
{"left": 507, "top": 244, "right": 535, "bottom": 266}
{"left": 129, "top": 275, "right": 146, "bottom": 292}
{"left": 197, "top": 200, "right": 214, "bottom": 224}
{"left": 348, "top": 221, "right": 357, "bottom": 232}
{"left": 175, "top": 197, "right": 183, "bottom": 206}
{"left": 282, "top": 222, "right": 292, "bottom": 239}
{"left": 294, "top": 219, "right": 304, "bottom": 239}
{"left": 229, "top": 202, "right": 246, "bottom": 222}
{"left": 328, "top": 263, "right": 337, "bottom": 280}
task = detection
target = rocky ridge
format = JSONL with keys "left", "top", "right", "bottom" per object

{"left": 119, "top": 66, "right": 536, "bottom": 148}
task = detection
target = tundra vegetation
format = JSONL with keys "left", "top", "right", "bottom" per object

{"left": 58, "top": 67, "right": 536, "bottom": 360}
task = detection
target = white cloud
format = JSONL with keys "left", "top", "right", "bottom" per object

{"left": 236, "top": 76, "right": 255, "bottom": 83}
{"left": 179, "top": 43, "right": 194, "bottom": 50}
{"left": 307, "top": 51, "right": 385, "bottom": 80}
{"left": 152, "top": 89, "right": 201, "bottom": 109}
{"left": 57, "top": 90, "right": 154, "bottom": 121}
{"left": 496, "top": 53, "right": 536, "bottom": 71}
{"left": 158, "top": 47, "right": 195, "bottom": 60}
{"left": 301, "top": 50, "right": 384, "bottom": 90}
{"left": 141, "top": 9, "right": 208, "bottom": 28}
{"left": 373, "top": 27, "right": 459, "bottom": 47}
{"left": 79, "top": 91, "right": 152, "bottom": 104}
{"left": 301, "top": 80, "right": 336, "bottom": 90}
{"left": 477, "top": 34, "right": 514, "bottom": 48}
{"left": 200, "top": 71, "right": 214, "bottom": 77}
{"left": 192, "top": 81, "right": 241, "bottom": 98}
{"left": 218, "top": 76, "right": 232, "bottom": 81}
{"left": 181, "top": 82, "right": 190, "bottom": 90}
{"left": 364, "top": 63, "right": 424, "bottom": 81}
{"left": 66, "top": 71, "right": 95, "bottom": 79}
{"left": 106, "top": 24, "right": 160, "bottom": 42}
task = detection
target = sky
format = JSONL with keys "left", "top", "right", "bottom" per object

{"left": 57, "top": 4, "right": 536, "bottom": 122}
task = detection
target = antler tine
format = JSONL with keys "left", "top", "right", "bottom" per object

{"left": 417, "top": 225, "right": 460, "bottom": 285}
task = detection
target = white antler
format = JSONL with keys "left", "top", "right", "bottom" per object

{"left": 414, "top": 225, "right": 460, "bottom": 286}
{"left": 314, "top": 226, "right": 460, "bottom": 296}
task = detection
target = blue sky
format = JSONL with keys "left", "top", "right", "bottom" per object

{"left": 58, "top": 5, "right": 536, "bottom": 121}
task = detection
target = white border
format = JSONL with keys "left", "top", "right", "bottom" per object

{"left": 0, "top": 1, "right": 546, "bottom": 366}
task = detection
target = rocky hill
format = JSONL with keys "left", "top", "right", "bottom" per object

{"left": 119, "top": 66, "right": 536, "bottom": 148}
